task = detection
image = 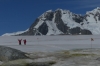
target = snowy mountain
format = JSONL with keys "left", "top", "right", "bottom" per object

{"left": 2, "top": 29, "right": 29, "bottom": 36}
{"left": 2, "top": 7, "right": 100, "bottom": 36}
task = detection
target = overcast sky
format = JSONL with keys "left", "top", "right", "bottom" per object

{"left": 0, "top": 0, "right": 100, "bottom": 35}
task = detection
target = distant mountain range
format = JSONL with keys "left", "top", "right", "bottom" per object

{"left": 2, "top": 7, "right": 100, "bottom": 36}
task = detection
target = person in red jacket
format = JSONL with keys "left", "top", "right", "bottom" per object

{"left": 23, "top": 39, "right": 27, "bottom": 45}
{"left": 18, "top": 39, "right": 22, "bottom": 45}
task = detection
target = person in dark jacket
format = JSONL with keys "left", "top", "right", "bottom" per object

{"left": 18, "top": 39, "right": 22, "bottom": 45}
{"left": 23, "top": 39, "right": 27, "bottom": 45}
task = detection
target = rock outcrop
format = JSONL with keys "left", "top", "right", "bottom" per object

{"left": 0, "top": 46, "right": 28, "bottom": 61}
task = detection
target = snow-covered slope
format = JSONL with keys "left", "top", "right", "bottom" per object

{"left": 2, "top": 7, "right": 100, "bottom": 36}
{"left": 2, "top": 29, "right": 29, "bottom": 36}
{"left": 81, "top": 7, "right": 100, "bottom": 34}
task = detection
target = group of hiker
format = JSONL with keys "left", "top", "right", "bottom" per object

{"left": 18, "top": 39, "right": 27, "bottom": 45}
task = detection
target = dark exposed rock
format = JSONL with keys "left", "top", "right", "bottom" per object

{"left": 44, "top": 12, "right": 54, "bottom": 21}
{"left": 28, "top": 18, "right": 40, "bottom": 35}
{"left": 26, "top": 61, "right": 56, "bottom": 66}
{"left": 1, "top": 60, "right": 56, "bottom": 66}
{"left": 98, "top": 14, "right": 100, "bottom": 21}
{"left": 73, "top": 15, "right": 83, "bottom": 23}
{"left": 96, "top": 57, "right": 100, "bottom": 61}
{"left": 0, "top": 46, "right": 28, "bottom": 61}
{"left": 55, "top": 10, "right": 69, "bottom": 34}
{"left": 68, "top": 27, "right": 92, "bottom": 35}
{"left": 38, "top": 22, "right": 48, "bottom": 35}
{"left": 69, "top": 27, "right": 81, "bottom": 35}
{"left": 1, "top": 64, "right": 23, "bottom": 66}
{"left": 81, "top": 29, "right": 92, "bottom": 35}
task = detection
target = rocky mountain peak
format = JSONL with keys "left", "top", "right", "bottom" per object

{"left": 3, "top": 7, "right": 100, "bottom": 36}
{"left": 86, "top": 7, "right": 100, "bottom": 15}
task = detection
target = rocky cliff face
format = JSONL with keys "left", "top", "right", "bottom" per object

{"left": 3, "top": 7, "right": 100, "bottom": 36}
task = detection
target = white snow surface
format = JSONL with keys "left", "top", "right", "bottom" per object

{"left": 61, "top": 10, "right": 82, "bottom": 29}
{"left": 2, "top": 29, "right": 29, "bottom": 36}
{"left": 0, "top": 35, "right": 100, "bottom": 52}
{"left": 86, "top": 7, "right": 100, "bottom": 15}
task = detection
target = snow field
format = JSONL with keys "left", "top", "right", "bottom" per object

{"left": 0, "top": 35, "right": 100, "bottom": 52}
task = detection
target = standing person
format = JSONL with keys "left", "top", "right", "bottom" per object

{"left": 23, "top": 39, "right": 27, "bottom": 45}
{"left": 18, "top": 39, "right": 22, "bottom": 45}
